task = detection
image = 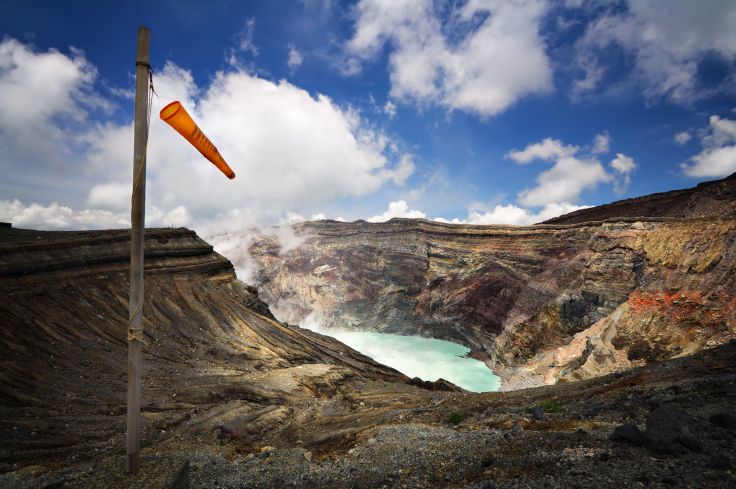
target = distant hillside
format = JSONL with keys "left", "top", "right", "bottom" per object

{"left": 541, "top": 173, "right": 736, "bottom": 224}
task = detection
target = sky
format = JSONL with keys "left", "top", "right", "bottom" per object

{"left": 1, "top": 0, "right": 736, "bottom": 233}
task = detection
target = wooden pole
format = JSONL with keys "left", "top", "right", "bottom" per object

{"left": 127, "top": 25, "right": 150, "bottom": 474}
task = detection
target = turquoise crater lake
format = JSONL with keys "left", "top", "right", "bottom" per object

{"left": 329, "top": 331, "right": 501, "bottom": 393}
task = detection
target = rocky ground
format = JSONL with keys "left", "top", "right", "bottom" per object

{"left": 3, "top": 341, "right": 735, "bottom": 488}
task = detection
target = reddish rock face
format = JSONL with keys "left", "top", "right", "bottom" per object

{"left": 249, "top": 217, "right": 736, "bottom": 389}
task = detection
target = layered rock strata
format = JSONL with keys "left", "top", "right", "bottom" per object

{"left": 249, "top": 216, "right": 736, "bottom": 389}
{"left": 0, "top": 226, "right": 424, "bottom": 471}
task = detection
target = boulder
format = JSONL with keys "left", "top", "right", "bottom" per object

{"left": 609, "top": 422, "right": 645, "bottom": 446}
{"left": 644, "top": 405, "right": 702, "bottom": 454}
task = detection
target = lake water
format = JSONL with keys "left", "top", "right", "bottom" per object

{"left": 329, "top": 331, "right": 501, "bottom": 393}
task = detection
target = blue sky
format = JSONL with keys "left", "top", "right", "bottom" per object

{"left": 1, "top": 0, "right": 735, "bottom": 231}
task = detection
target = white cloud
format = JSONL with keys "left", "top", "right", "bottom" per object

{"left": 363, "top": 200, "right": 590, "bottom": 226}
{"left": 506, "top": 138, "right": 578, "bottom": 164}
{"left": 572, "top": 54, "right": 603, "bottom": 94}
{"left": 116, "top": 74, "right": 411, "bottom": 219}
{"left": 163, "top": 206, "right": 191, "bottom": 227}
{"left": 610, "top": 153, "right": 636, "bottom": 174}
{"left": 287, "top": 45, "right": 303, "bottom": 70}
{"left": 517, "top": 157, "right": 610, "bottom": 206}
{"left": 238, "top": 18, "right": 259, "bottom": 56}
{"left": 681, "top": 115, "right": 736, "bottom": 178}
{"left": 683, "top": 146, "right": 736, "bottom": 178}
{"left": 574, "top": 0, "right": 736, "bottom": 102}
{"left": 0, "top": 199, "right": 197, "bottom": 230}
{"left": 0, "top": 199, "right": 129, "bottom": 230}
{"left": 381, "top": 154, "right": 415, "bottom": 186}
{"left": 610, "top": 153, "right": 637, "bottom": 194}
{"left": 509, "top": 135, "right": 615, "bottom": 206}
{"left": 167, "top": 70, "right": 412, "bottom": 217}
{"left": 0, "top": 38, "right": 415, "bottom": 233}
{"left": 704, "top": 115, "right": 736, "bottom": 146}
{"left": 0, "top": 38, "right": 110, "bottom": 200}
{"left": 674, "top": 131, "right": 692, "bottom": 145}
{"left": 367, "top": 200, "right": 426, "bottom": 222}
{"left": 592, "top": 132, "right": 611, "bottom": 154}
{"left": 0, "top": 39, "right": 103, "bottom": 131}
{"left": 463, "top": 202, "right": 590, "bottom": 225}
{"left": 345, "top": 0, "right": 553, "bottom": 117}
{"left": 86, "top": 182, "right": 130, "bottom": 211}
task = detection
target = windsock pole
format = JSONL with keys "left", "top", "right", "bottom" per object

{"left": 127, "top": 25, "right": 150, "bottom": 474}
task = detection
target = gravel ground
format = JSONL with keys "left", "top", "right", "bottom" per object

{"left": 2, "top": 343, "right": 735, "bottom": 489}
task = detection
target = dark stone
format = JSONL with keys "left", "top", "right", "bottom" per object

{"left": 709, "top": 412, "right": 736, "bottom": 430}
{"left": 644, "top": 405, "right": 702, "bottom": 454}
{"left": 213, "top": 423, "right": 233, "bottom": 440}
{"left": 707, "top": 454, "right": 734, "bottom": 470}
{"left": 532, "top": 406, "right": 544, "bottom": 420}
{"left": 170, "top": 461, "right": 190, "bottom": 489}
{"left": 610, "top": 422, "right": 645, "bottom": 446}
{"left": 559, "top": 292, "right": 601, "bottom": 333}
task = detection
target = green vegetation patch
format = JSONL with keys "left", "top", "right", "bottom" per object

{"left": 541, "top": 399, "right": 564, "bottom": 413}
{"left": 446, "top": 411, "right": 470, "bottom": 425}
{"left": 525, "top": 399, "right": 565, "bottom": 414}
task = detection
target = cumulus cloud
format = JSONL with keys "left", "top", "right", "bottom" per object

{"left": 367, "top": 200, "right": 426, "bottom": 222}
{"left": 0, "top": 199, "right": 129, "bottom": 230}
{"left": 462, "top": 202, "right": 590, "bottom": 225}
{"left": 0, "top": 38, "right": 109, "bottom": 202}
{"left": 508, "top": 133, "right": 635, "bottom": 206}
{"left": 0, "top": 199, "right": 199, "bottom": 230}
{"left": 345, "top": 0, "right": 553, "bottom": 117}
{"left": 0, "top": 38, "right": 414, "bottom": 233}
{"left": 574, "top": 0, "right": 736, "bottom": 102}
{"left": 506, "top": 138, "right": 578, "bottom": 164}
{"left": 681, "top": 115, "right": 736, "bottom": 177}
{"left": 517, "top": 158, "right": 610, "bottom": 206}
{"left": 610, "top": 153, "right": 637, "bottom": 194}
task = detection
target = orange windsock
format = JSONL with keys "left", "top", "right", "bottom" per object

{"left": 160, "top": 101, "right": 235, "bottom": 179}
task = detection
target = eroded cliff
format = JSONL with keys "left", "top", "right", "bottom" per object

{"left": 0, "top": 226, "right": 430, "bottom": 470}
{"left": 250, "top": 214, "right": 736, "bottom": 389}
